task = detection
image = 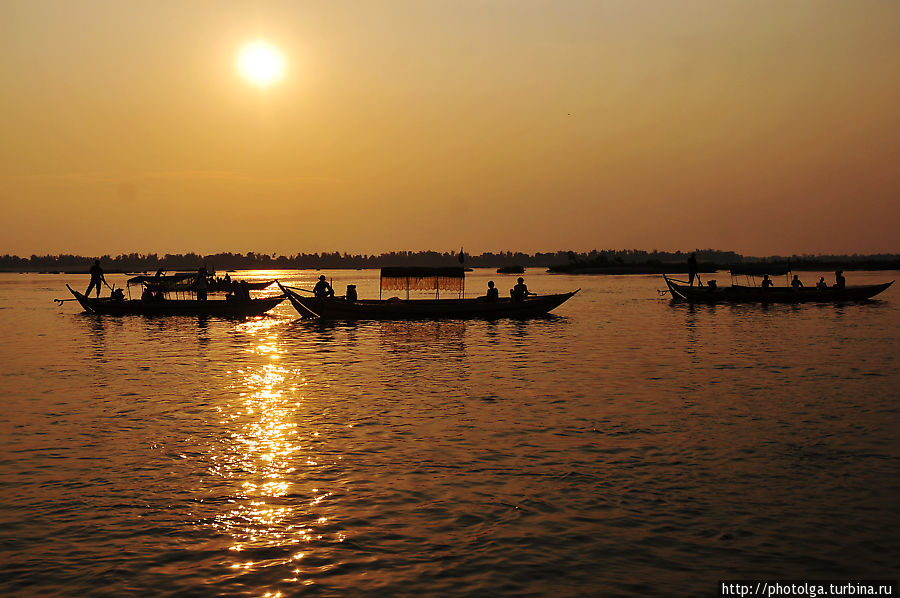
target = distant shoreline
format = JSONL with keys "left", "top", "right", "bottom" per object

{"left": 3, "top": 249, "right": 899, "bottom": 275}
{"left": 4, "top": 262, "right": 900, "bottom": 275}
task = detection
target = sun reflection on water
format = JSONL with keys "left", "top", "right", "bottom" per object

{"left": 204, "top": 317, "right": 340, "bottom": 591}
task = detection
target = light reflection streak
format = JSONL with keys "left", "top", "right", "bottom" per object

{"left": 204, "top": 317, "right": 338, "bottom": 591}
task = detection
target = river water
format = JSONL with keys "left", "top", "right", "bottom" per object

{"left": 1, "top": 269, "right": 898, "bottom": 597}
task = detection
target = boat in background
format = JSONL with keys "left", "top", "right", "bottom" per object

{"left": 208, "top": 279, "right": 275, "bottom": 292}
{"left": 277, "top": 267, "right": 578, "bottom": 319}
{"left": 496, "top": 265, "right": 525, "bottom": 274}
{"left": 663, "top": 274, "right": 893, "bottom": 304}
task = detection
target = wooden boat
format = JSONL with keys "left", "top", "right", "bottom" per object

{"left": 278, "top": 283, "right": 577, "bottom": 319}
{"left": 66, "top": 284, "right": 284, "bottom": 317}
{"left": 663, "top": 275, "right": 893, "bottom": 304}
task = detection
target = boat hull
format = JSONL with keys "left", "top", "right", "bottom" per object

{"left": 663, "top": 276, "right": 893, "bottom": 304}
{"left": 67, "top": 285, "right": 284, "bottom": 317}
{"left": 279, "top": 283, "right": 578, "bottom": 320}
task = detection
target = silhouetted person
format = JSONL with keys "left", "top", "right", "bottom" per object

{"left": 85, "top": 259, "right": 106, "bottom": 298}
{"left": 511, "top": 277, "right": 534, "bottom": 301}
{"left": 791, "top": 275, "right": 803, "bottom": 289}
{"left": 834, "top": 270, "right": 846, "bottom": 289}
{"left": 313, "top": 275, "right": 334, "bottom": 299}
{"left": 346, "top": 284, "right": 357, "bottom": 302}
{"left": 707, "top": 279, "right": 717, "bottom": 291}
{"left": 816, "top": 277, "right": 828, "bottom": 290}
{"left": 485, "top": 280, "right": 499, "bottom": 301}
{"left": 761, "top": 274, "right": 774, "bottom": 289}
{"left": 687, "top": 253, "right": 698, "bottom": 287}
{"left": 224, "top": 273, "right": 231, "bottom": 285}
{"left": 195, "top": 267, "right": 208, "bottom": 301}
{"left": 239, "top": 280, "right": 251, "bottom": 301}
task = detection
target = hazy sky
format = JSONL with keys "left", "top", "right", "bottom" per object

{"left": 2, "top": 0, "right": 899, "bottom": 257}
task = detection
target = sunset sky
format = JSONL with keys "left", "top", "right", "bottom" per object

{"left": 2, "top": 0, "right": 899, "bottom": 257}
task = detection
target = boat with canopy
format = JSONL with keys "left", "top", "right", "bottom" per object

{"left": 63, "top": 273, "right": 284, "bottom": 317}
{"left": 663, "top": 264, "right": 893, "bottom": 304}
{"left": 278, "top": 267, "right": 578, "bottom": 319}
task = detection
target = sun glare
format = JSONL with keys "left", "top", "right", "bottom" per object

{"left": 237, "top": 40, "right": 285, "bottom": 88}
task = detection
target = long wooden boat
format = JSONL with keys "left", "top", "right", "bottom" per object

{"left": 66, "top": 285, "right": 285, "bottom": 317}
{"left": 663, "top": 275, "right": 893, "bottom": 304}
{"left": 277, "top": 282, "right": 578, "bottom": 320}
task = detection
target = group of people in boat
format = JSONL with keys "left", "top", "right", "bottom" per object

{"left": 309, "top": 274, "right": 538, "bottom": 302}
{"left": 759, "top": 270, "right": 846, "bottom": 290}
{"left": 698, "top": 270, "right": 848, "bottom": 292}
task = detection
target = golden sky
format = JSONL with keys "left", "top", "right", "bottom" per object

{"left": 2, "top": 0, "right": 899, "bottom": 256}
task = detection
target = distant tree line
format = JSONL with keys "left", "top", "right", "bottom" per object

{"left": 1, "top": 249, "right": 899, "bottom": 272}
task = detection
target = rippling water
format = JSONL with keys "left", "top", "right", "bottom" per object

{"left": 1, "top": 270, "right": 898, "bottom": 596}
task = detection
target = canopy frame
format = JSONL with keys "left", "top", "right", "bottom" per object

{"left": 379, "top": 267, "right": 466, "bottom": 300}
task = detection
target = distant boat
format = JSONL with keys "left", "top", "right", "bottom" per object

{"left": 496, "top": 265, "right": 525, "bottom": 274}
{"left": 663, "top": 275, "right": 893, "bottom": 304}
{"left": 208, "top": 279, "right": 275, "bottom": 292}
{"left": 548, "top": 263, "right": 716, "bottom": 275}
{"left": 65, "top": 284, "right": 284, "bottom": 317}
{"left": 277, "top": 266, "right": 577, "bottom": 319}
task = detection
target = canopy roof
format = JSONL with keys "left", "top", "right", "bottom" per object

{"left": 729, "top": 263, "right": 792, "bottom": 276}
{"left": 126, "top": 272, "right": 198, "bottom": 288}
{"left": 380, "top": 266, "right": 465, "bottom": 292}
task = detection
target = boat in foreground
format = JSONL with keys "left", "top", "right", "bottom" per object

{"left": 663, "top": 275, "right": 893, "bottom": 304}
{"left": 279, "top": 283, "right": 577, "bottom": 319}
{"left": 66, "top": 284, "right": 284, "bottom": 317}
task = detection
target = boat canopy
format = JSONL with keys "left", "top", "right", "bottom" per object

{"left": 126, "top": 272, "right": 198, "bottom": 289}
{"left": 380, "top": 266, "right": 465, "bottom": 297}
{"left": 729, "top": 263, "right": 791, "bottom": 276}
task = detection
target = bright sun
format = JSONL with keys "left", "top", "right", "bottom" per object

{"left": 237, "top": 40, "right": 285, "bottom": 87}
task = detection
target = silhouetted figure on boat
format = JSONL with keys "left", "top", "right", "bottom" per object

{"left": 85, "top": 259, "right": 106, "bottom": 298}
{"left": 707, "top": 279, "right": 717, "bottom": 291}
{"left": 761, "top": 274, "right": 774, "bottom": 289}
{"left": 511, "top": 277, "right": 535, "bottom": 301}
{"left": 816, "top": 277, "right": 828, "bottom": 290}
{"left": 834, "top": 270, "right": 846, "bottom": 289}
{"left": 195, "top": 267, "right": 208, "bottom": 301}
{"left": 791, "top": 275, "right": 803, "bottom": 289}
{"left": 346, "top": 284, "right": 357, "bottom": 302}
{"left": 313, "top": 275, "right": 335, "bottom": 299}
{"left": 688, "top": 253, "right": 698, "bottom": 286}
{"left": 485, "top": 280, "right": 499, "bottom": 301}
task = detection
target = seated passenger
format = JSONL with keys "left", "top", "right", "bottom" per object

{"left": 346, "top": 284, "right": 357, "bottom": 302}
{"left": 485, "top": 281, "right": 499, "bottom": 301}
{"left": 761, "top": 275, "right": 774, "bottom": 289}
{"left": 791, "top": 275, "right": 803, "bottom": 289}
{"left": 833, "top": 270, "right": 846, "bottom": 289}
{"left": 313, "top": 275, "right": 335, "bottom": 299}
{"left": 510, "top": 277, "right": 535, "bottom": 301}
{"left": 816, "top": 277, "right": 828, "bottom": 290}
{"left": 707, "top": 280, "right": 717, "bottom": 291}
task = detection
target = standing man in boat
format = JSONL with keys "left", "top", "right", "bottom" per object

{"left": 195, "top": 267, "right": 209, "bottom": 301}
{"left": 687, "top": 252, "right": 698, "bottom": 287}
{"left": 313, "top": 275, "right": 335, "bottom": 299}
{"left": 85, "top": 259, "right": 106, "bottom": 298}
